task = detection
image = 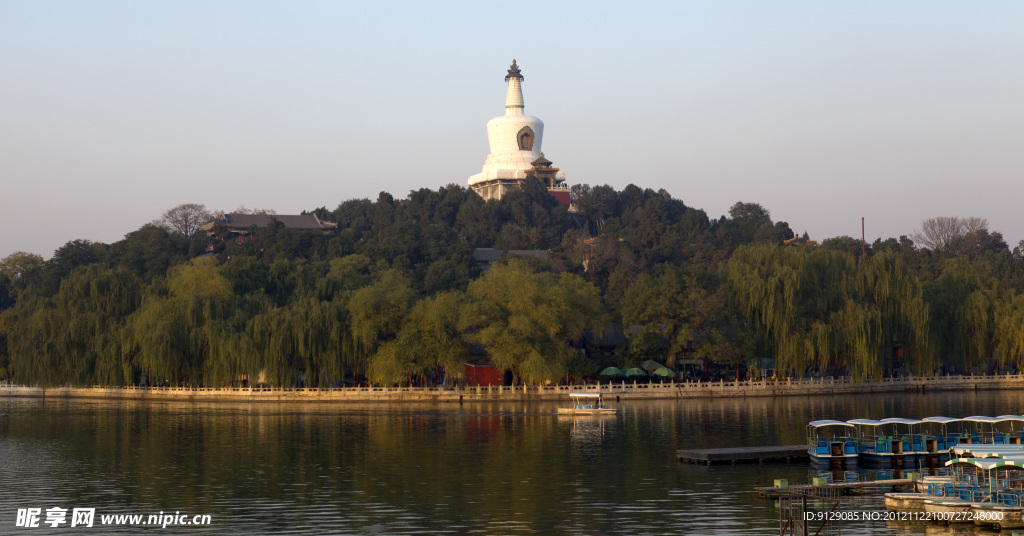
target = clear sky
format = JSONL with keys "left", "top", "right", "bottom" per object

{"left": 2, "top": 1, "right": 1022, "bottom": 259}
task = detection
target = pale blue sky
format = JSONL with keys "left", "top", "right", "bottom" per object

{"left": 2, "top": 1, "right": 1022, "bottom": 259}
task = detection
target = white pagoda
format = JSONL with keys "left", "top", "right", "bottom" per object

{"left": 468, "top": 60, "right": 569, "bottom": 204}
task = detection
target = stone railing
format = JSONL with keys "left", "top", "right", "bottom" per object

{"left": 3, "top": 374, "right": 1024, "bottom": 401}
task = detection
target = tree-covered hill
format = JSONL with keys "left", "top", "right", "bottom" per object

{"left": 2, "top": 183, "right": 1023, "bottom": 387}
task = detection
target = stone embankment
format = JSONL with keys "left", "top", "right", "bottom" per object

{"left": 2, "top": 374, "right": 1023, "bottom": 402}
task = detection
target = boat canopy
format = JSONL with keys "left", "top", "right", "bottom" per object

{"left": 808, "top": 420, "right": 855, "bottom": 428}
{"left": 951, "top": 444, "right": 1024, "bottom": 451}
{"left": 953, "top": 450, "right": 1024, "bottom": 460}
{"left": 840, "top": 415, "right": 1024, "bottom": 428}
{"left": 922, "top": 416, "right": 962, "bottom": 424}
{"left": 847, "top": 419, "right": 885, "bottom": 426}
{"left": 880, "top": 417, "right": 923, "bottom": 426}
{"left": 946, "top": 458, "right": 1024, "bottom": 470}
{"left": 568, "top": 392, "right": 602, "bottom": 398}
{"left": 952, "top": 445, "right": 1024, "bottom": 455}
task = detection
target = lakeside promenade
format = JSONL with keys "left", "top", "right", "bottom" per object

{"left": 3, "top": 374, "right": 1024, "bottom": 402}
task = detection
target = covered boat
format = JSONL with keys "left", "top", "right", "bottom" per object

{"left": 806, "top": 420, "right": 857, "bottom": 466}
{"left": 848, "top": 419, "right": 908, "bottom": 468}
{"left": 880, "top": 417, "right": 926, "bottom": 462}
{"left": 557, "top": 392, "right": 616, "bottom": 416}
{"left": 945, "top": 457, "right": 1024, "bottom": 530}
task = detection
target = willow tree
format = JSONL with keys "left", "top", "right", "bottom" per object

{"left": 247, "top": 294, "right": 350, "bottom": 387}
{"left": 122, "top": 258, "right": 238, "bottom": 387}
{"left": 460, "top": 258, "right": 606, "bottom": 385}
{"left": 995, "top": 292, "right": 1024, "bottom": 369}
{"left": 7, "top": 265, "right": 142, "bottom": 386}
{"left": 847, "top": 252, "right": 931, "bottom": 377}
{"left": 242, "top": 255, "right": 374, "bottom": 387}
{"left": 727, "top": 245, "right": 929, "bottom": 380}
{"left": 349, "top": 269, "right": 415, "bottom": 384}
{"left": 6, "top": 295, "right": 64, "bottom": 385}
{"left": 368, "top": 290, "right": 468, "bottom": 386}
{"left": 0, "top": 307, "right": 11, "bottom": 381}
{"left": 727, "top": 245, "right": 837, "bottom": 377}
{"left": 923, "top": 259, "right": 1001, "bottom": 371}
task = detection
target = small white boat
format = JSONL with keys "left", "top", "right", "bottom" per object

{"left": 885, "top": 492, "right": 930, "bottom": 512}
{"left": 972, "top": 502, "right": 1024, "bottom": 530}
{"left": 557, "top": 392, "right": 616, "bottom": 415}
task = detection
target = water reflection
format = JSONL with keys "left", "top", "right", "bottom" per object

{"left": 1, "top": 391, "right": 1022, "bottom": 534}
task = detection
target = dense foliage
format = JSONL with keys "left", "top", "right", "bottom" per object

{"left": 3, "top": 182, "right": 1024, "bottom": 387}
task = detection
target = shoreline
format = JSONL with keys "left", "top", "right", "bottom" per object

{"left": 3, "top": 374, "right": 1023, "bottom": 402}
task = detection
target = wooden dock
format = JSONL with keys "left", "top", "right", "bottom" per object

{"left": 755, "top": 478, "right": 914, "bottom": 498}
{"left": 677, "top": 445, "right": 808, "bottom": 466}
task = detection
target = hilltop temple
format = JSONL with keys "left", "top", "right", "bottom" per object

{"left": 468, "top": 60, "right": 570, "bottom": 205}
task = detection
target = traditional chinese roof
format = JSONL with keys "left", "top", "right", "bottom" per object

{"left": 200, "top": 213, "right": 337, "bottom": 233}
{"left": 531, "top": 152, "right": 553, "bottom": 167}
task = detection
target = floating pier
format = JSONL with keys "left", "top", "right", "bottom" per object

{"left": 677, "top": 445, "right": 808, "bottom": 466}
{"left": 755, "top": 479, "right": 915, "bottom": 499}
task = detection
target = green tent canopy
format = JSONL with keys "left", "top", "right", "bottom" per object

{"left": 639, "top": 359, "right": 664, "bottom": 371}
{"left": 599, "top": 367, "right": 625, "bottom": 376}
{"left": 651, "top": 367, "right": 677, "bottom": 378}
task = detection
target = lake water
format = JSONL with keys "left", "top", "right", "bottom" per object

{"left": 2, "top": 390, "right": 1023, "bottom": 535}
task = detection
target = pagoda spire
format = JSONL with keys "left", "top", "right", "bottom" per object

{"left": 504, "top": 59, "right": 524, "bottom": 115}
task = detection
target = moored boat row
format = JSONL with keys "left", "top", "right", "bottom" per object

{"left": 883, "top": 457, "right": 1024, "bottom": 530}
{"left": 807, "top": 414, "right": 1024, "bottom": 468}
{"left": 798, "top": 415, "right": 1024, "bottom": 530}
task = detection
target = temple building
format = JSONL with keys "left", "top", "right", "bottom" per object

{"left": 468, "top": 60, "right": 570, "bottom": 205}
{"left": 200, "top": 213, "right": 337, "bottom": 238}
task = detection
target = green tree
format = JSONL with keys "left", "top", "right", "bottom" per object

{"left": 619, "top": 266, "right": 746, "bottom": 368}
{"left": 570, "top": 183, "right": 617, "bottom": 233}
{"left": 398, "top": 291, "right": 469, "bottom": 383}
{"left": 349, "top": 269, "right": 416, "bottom": 380}
{"left": 820, "top": 236, "right": 868, "bottom": 256}
{"left": 720, "top": 202, "right": 772, "bottom": 245}
{"left": 0, "top": 251, "right": 45, "bottom": 295}
{"left": 618, "top": 267, "right": 699, "bottom": 367}
{"left": 107, "top": 223, "right": 190, "bottom": 278}
{"left": 461, "top": 258, "right": 605, "bottom": 385}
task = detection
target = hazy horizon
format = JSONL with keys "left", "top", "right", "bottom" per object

{"left": 3, "top": 1, "right": 1022, "bottom": 259}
